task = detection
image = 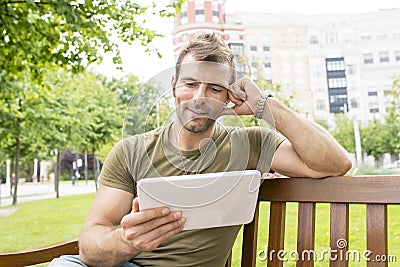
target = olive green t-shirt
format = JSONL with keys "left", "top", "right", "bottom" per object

{"left": 99, "top": 122, "right": 284, "bottom": 267}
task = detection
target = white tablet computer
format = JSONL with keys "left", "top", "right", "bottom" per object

{"left": 137, "top": 170, "right": 261, "bottom": 230}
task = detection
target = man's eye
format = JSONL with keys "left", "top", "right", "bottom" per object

{"left": 185, "top": 82, "right": 196, "bottom": 87}
{"left": 211, "top": 87, "right": 223, "bottom": 93}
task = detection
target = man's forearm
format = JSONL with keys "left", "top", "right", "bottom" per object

{"left": 263, "top": 97, "right": 351, "bottom": 176}
{"left": 79, "top": 224, "right": 140, "bottom": 267}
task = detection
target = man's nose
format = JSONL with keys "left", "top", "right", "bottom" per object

{"left": 193, "top": 83, "right": 207, "bottom": 101}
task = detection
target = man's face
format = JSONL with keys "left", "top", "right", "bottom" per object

{"left": 173, "top": 54, "right": 231, "bottom": 133}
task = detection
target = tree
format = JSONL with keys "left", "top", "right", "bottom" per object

{"left": 331, "top": 114, "right": 355, "bottom": 153}
{"left": 0, "top": 76, "right": 55, "bottom": 204}
{"left": 109, "top": 75, "right": 174, "bottom": 137}
{"left": 384, "top": 75, "right": 400, "bottom": 161}
{"left": 360, "top": 119, "right": 390, "bottom": 167}
{"left": 0, "top": 0, "right": 182, "bottom": 82}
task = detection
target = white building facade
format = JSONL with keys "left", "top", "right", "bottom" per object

{"left": 172, "top": 0, "right": 400, "bottom": 125}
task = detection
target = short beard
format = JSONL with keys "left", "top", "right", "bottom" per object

{"left": 180, "top": 117, "right": 215, "bottom": 134}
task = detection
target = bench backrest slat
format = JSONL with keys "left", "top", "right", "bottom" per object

{"left": 329, "top": 203, "right": 349, "bottom": 267}
{"left": 366, "top": 204, "right": 388, "bottom": 267}
{"left": 267, "top": 201, "right": 286, "bottom": 267}
{"left": 296, "top": 202, "right": 316, "bottom": 267}
{"left": 238, "top": 175, "right": 400, "bottom": 267}
{"left": 241, "top": 202, "right": 260, "bottom": 267}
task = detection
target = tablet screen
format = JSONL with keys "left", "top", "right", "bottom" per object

{"left": 137, "top": 170, "right": 261, "bottom": 230}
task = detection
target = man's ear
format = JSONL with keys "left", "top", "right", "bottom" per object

{"left": 171, "top": 76, "right": 176, "bottom": 97}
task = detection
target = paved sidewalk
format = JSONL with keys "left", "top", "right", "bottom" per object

{"left": 0, "top": 181, "right": 97, "bottom": 216}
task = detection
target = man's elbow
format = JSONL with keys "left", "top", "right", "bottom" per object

{"left": 334, "top": 156, "right": 352, "bottom": 176}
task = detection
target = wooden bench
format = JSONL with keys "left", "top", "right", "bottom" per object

{"left": 1, "top": 175, "right": 399, "bottom": 267}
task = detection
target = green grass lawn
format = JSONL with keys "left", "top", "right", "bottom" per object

{"left": 1, "top": 195, "right": 399, "bottom": 266}
{"left": 0, "top": 193, "right": 95, "bottom": 252}
{"left": 231, "top": 203, "right": 400, "bottom": 267}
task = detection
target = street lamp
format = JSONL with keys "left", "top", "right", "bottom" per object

{"left": 341, "top": 103, "right": 362, "bottom": 167}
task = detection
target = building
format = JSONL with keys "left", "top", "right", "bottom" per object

{"left": 172, "top": 0, "right": 400, "bottom": 125}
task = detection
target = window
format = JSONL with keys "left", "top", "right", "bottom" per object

{"left": 329, "top": 94, "right": 347, "bottom": 105}
{"left": 195, "top": 0, "right": 204, "bottom": 22}
{"left": 212, "top": 1, "right": 219, "bottom": 16}
{"left": 311, "top": 64, "right": 324, "bottom": 78}
{"left": 195, "top": 9, "right": 204, "bottom": 15}
{"left": 342, "top": 34, "right": 351, "bottom": 43}
{"left": 326, "top": 32, "right": 339, "bottom": 44}
{"left": 350, "top": 98, "right": 359, "bottom": 108}
{"left": 262, "top": 36, "right": 270, "bottom": 51}
{"left": 377, "top": 34, "right": 387, "bottom": 40}
{"left": 294, "top": 35, "right": 301, "bottom": 44}
{"left": 229, "top": 43, "right": 244, "bottom": 56}
{"left": 316, "top": 100, "right": 325, "bottom": 111}
{"left": 363, "top": 53, "right": 373, "bottom": 65}
{"left": 281, "top": 35, "right": 287, "bottom": 44}
{"left": 346, "top": 64, "right": 356, "bottom": 75}
{"left": 395, "top": 51, "right": 400, "bottom": 62}
{"left": 328, "top": 78, "right": 347, "bottom": 88}
{"left": 180, "top": 2, "right": 187, "bottom": 24}
{"left": 195, "top": 14, "right": 205, "bottom": 22}
{"left": 368, "top": 91, "right": 378, "bottom": 96}
{"left": 250, "top": 45, "right": 257, "bottom": 51}
{"left": 368, "top": 92, "right": 379, "bottom": 113}
{"left": 326, "top": 60, "right": 345, "bottom": 71}
{"left": 309, "top": 35, "right": 318, "bottom": 44}
{"left": 379, "top": 51, "right": 389, "bottom": 63}
{"left": 263, "top": 52, "right": 270, "bottom": 65}
{"left": 361, "top": 34, "right": 371, "bottom": 41}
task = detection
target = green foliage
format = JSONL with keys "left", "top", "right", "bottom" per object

{"left": 384, "top": 75, "right": 400, "bottom": 156}
{"left": 115, "top": 76, "right": 174, "bottom": 136}
{"left": 360, "top": 118, "right": 390, "bottom": 159}
{"left": 0, "top": 0, "right": 182, "bottom": 81}
{"left": 0, "top": 76, "right": 55, "bottom": 161}
{"left": 315, "top": 119, "right": 329, "bottom": 131}
{"left": 222, "top": 115, "right": 259, "bottom": 128}
{"left": 331, "top": 114, "right": 355, "bottom": 153}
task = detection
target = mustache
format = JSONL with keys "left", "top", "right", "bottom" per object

{"left": 181, "top": 101, "right": 211, "bottom": 113}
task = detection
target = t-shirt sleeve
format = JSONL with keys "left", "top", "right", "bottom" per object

{"left": 247, "top": 126, "right": 286, "bottom": 174}
{"left": 98, "top": 141, "right": 136, "bottom": 195}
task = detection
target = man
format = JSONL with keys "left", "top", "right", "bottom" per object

{"left": 49, "top": 33, "right": 351, "bottom": 267}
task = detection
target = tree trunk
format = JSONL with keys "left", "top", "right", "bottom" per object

{"left": 92, "top": 147, "right": 98, "bottom": 191}
{"left": 84, "top": 153, "right": 88, "bottom": 185}
{"left": 12, "top": 137, "right": 20, "bottom": 205}
{"left": 54, "top": 149, "right": 60, "bottom": 198}
{"left": 10, "top": 156, "right": 14, "bottom": 196}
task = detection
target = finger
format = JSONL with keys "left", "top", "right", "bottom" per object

{"left": 124, "top": 211, "right": 183, "bottom": 240}
{"left": 121, "top": 206, "right": 170, "bottom": 227}
{"left": 229, "top": 80, "right": 247, "bottom": 100}
{"left": 129, "top": 218, "right": 186, "bottom": 252}
{"left": 227, "top": 90, "right": 244, "bottom": 103}
{"left": 132, "top": 197, "right": 139, "bottom": 213}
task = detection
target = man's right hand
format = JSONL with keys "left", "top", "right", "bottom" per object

{"left": 120, "top": 198, "right": 186, "bottom": 253}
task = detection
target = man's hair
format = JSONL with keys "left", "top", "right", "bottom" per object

{"left": 175, "top": 33, "right": 236, "bottom": 84}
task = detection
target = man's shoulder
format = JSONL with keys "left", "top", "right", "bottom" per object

{"left": 122, "top": 126, "right": 165, "bottom": 143}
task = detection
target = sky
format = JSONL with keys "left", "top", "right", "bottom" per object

{"left": 92, "top": 0, "right": 400, "bottom": 81}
